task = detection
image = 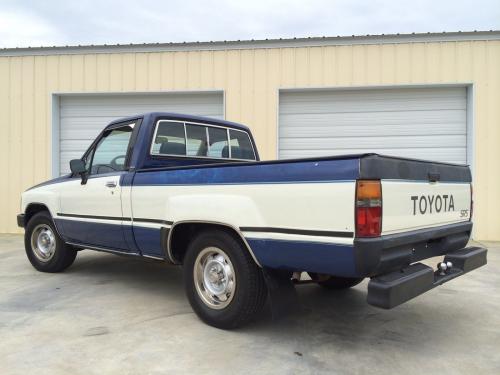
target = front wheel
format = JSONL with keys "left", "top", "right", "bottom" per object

{"left": 183, "top": 230, "right": 267, "bottom": 329}
{"left": 24, "top": 211, "right": 77, "bottom": 273}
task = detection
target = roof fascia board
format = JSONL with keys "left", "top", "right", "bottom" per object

{"left": 1, "top": 31, "right": 499, "bottom": 57}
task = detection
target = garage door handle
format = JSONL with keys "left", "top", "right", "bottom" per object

{"left": 105, "top": 181, "right": 117, "bottom": 188}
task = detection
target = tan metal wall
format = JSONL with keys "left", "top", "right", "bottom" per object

{"left": 0, "top": 40, "right": 499, "bottom": 240}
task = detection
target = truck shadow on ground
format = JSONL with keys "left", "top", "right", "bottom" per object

{"left": 63, "top": 251, "right": 471, "bottom": 348}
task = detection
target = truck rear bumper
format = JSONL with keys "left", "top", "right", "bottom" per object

{"left": 354, "top": 221, "right": 472, "bottom": 277}
{"left": 367, "top": 246, "right": 487, "bottom": 309}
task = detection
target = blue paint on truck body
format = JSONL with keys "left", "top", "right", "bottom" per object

{"left": 130, "top": 157, "right": 359, "bottom": 186}
{"left": 246, "top": 238, "right": 357, "bottom": 277}
{"left": 55, "top": 219, "right": 130, "bottom": 252}
{"left": 132, "top": 226, "right": 164, "bottom": 257}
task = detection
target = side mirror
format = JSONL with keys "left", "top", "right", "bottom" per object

{"left": 70, "top": 159, "right": 88, "bottom": 185}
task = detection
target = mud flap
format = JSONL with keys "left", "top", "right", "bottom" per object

{"left": 262, "top": 268, "right": 299, "bottom": 319}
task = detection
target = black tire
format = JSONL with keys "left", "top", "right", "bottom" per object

{"left": 183, "top": 230, "right": 267, "bottom": 329}
{"left": 24, "top": 211, "right": 77, "bottom": 273}
{"left": 308, "top": 272, "right": 364, "bottom": 290}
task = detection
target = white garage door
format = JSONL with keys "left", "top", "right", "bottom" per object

{"left": 58, "top": 92, "right": 224, "bottom": 175}
{"left": 279, "top": 87, "right": 467, "bottom": 164}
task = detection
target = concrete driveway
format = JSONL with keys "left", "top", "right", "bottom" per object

{"left": 1, "top": 234, "right": 499, "bottom": 375}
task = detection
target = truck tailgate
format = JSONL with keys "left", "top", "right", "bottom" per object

{"left": 381, "top": 180, "right": 471, "bottom": 235}
{"left": 359, "top": 154, "right": 472, "bottom": 235}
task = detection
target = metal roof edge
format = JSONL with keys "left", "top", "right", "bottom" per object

{"left": 1, "top": 30, "right": 499, "bottom": 57}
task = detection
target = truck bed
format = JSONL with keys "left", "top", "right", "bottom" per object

{"left": 128, "top": 153, "right": 472, "bottom": 278}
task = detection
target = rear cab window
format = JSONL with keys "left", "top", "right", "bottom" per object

{"left": 207, "top": 127, "right": 229, "bottom": 158}
{"left": 151, "top": 120, "right": 256, "bottom": 161}
{"left": 185, "top": 124, "right": 208, "bottom": 157}
{"left": 150, "top": 121, "right": 185, "bottom": 155}
{"left": 229, "top": 130, "right": 255, "bottom": 160}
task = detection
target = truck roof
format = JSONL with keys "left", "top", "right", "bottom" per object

{"left": 107, "top": 112, "right": 251, "bottom": 132}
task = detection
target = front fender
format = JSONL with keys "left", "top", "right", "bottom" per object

{"left": 21, "top": 187, "right": 60, "bottom": 218}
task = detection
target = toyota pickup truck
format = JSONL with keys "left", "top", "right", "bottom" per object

{"left": 18, "top": 112, "right": 487, "bottom": 329}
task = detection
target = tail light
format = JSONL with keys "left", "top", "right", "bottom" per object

{"left": 356, "top": 180, "right": 382, "bottom": 237}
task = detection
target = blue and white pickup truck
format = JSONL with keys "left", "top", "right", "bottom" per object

{"left": 18, "top": 112, "right": 487, "bottom": 328}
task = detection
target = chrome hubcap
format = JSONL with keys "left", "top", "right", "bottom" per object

{"left": 31, "top": 224, "right": 56, "bottom": 262}
{"left": 194, "top": 247, "right": 236, "bottom": 309}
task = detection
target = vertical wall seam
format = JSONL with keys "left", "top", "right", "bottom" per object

{"left": 351, "top": 45, "right": 354, "bottom": 84}
{"left": 31, "top": 56, "right": 36, "bottom": 186}
{"left": 94, "top": 54, "right": 98, "bottom": 90}
{"left": 82, "top": 54, "right": 86, "bottom": 92}
{"left": 107, "top": 54, "right": 111, "bottom": 91}
{"left": 6, "top": 57, "right": 12, "bottom": 231}
{"left": 44, "top": 55, "right": 48, "bottom": 179}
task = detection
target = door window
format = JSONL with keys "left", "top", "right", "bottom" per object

{"left": 90, "top": 123, "right": 134, "bottom": 175}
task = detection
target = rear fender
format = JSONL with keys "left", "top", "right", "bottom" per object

{"left": 167, "top": 194, "right": 263, "bottom": 228}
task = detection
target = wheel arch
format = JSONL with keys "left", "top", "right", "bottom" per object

{"left": 24, "top": 203, "right": 65, "bottom": 239}
{"left": 167, "top": 220, "right": 261, "bottom": 267}
{"left": 24, "top": 203, "right": 53, "bottom": 225}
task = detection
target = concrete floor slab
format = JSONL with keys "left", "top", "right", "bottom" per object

{"left": 0, "top": 234, "right": 499, "bottom": 375}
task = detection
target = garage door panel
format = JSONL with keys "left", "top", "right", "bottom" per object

{"left": 60, "top": 139, "right": 99, "bottom": 152}
{"left": 279, "top": 135, "right": 466, "bottom": 150}
{"left": 58, "top": 92, "right": 223, "bottom": 175}
{"left": 280, "top": 91, "right": 466, "bottom": 114}
{"left": 60, "top": 93, "right": 221, "bottom": 107}
{"left": 60, "top": 105, "right": 223, "bottom": 118}
{"left": 280, "top": 123, "right": 466, "bottom": 138}
{"left": 279, "top": 98, "right": 466, "bottom": 114}
{"left": 286, "top": 86, "right": 463, "bottom": 100}
{"left": 60, "top": 122, "right": 112, "bottom": 140}
{"left": 280, "top": 95, "right": 466, "bottom": 107}
{"left": 279, "top": 87, "right": 467, "bottom": 165}
{"left": 280, "top": 87, "right": 466, "bottom": 104}
{"left": 60, "top": 117, "right": 123, "bottom": 127}
{"left": 279, "top": 110, "right": 466, "bottom": 127}
{"left": 60, "top": 104, "right": 222, "bottom": 117}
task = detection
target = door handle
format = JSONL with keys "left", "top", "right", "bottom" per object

{"left": 105, "top": 181, "right": 117, "bottom": 188}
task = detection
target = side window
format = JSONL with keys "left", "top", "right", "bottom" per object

{"left": 90, "top": 123, "right": 134, "bottom": 175}
{"left": 207, "top": 127, "right": 229, "bottom": 158}
{"left": 151, "top": 121, "right": 186, "bottom": 156}
{"left": 229, "top": 130, "right": 255, "bottom": 160}
{"left": 185, "top": 124, "right": 208, "bottom": 157}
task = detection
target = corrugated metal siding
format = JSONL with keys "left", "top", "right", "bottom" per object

{"left": 279, "top": 87, "right": 467, "bottom": 163}
{"left": 58, "top": 93, "right": 223, "bottom": 174}
{"left": 0, "top": 40, "right": 499, "bottom": 241}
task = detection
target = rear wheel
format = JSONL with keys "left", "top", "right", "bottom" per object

{"left": 183, "top": 230, "right": 267, "bottom": 329}
{"left": 308, "top": 272, "right": 364, "bottom": 290}
{"left": 24, "top": 211, "right": 77, "bottom": 273}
